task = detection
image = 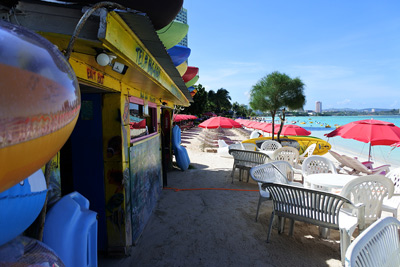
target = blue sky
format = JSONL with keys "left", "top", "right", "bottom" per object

{"left": 183, "top": 0, "right": 400, "bottom": 110}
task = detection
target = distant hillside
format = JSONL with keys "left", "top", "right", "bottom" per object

{"left": 323, "top": 108, "right": 395, "bottom": 112}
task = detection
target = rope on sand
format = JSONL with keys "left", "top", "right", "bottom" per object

{"left": 164, "top": 187, "right": 258, "bottom": 192}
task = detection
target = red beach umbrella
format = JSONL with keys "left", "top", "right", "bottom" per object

{"left": 253, "top": 122, "right": 267, "bottom": 130}
{"left": 280, "top": 124, "right": 311, "bottom": 136}
{"left": 325, "top": 119, "right": 400, "bottom": 161}
{"left": 239, "top": 120, "right": 251, "bottom": 127}
{"left": 246, "top": 121, "right": 260, "bottom": 129}
{"left": 173, "top": 114, "right": 184, "bottom": 122}
{"left": 262, "top": 124, "right": 311, "bottom": 136}
{"left": 173, "top": 114, "right": 197, "bottom": 122}
{"left": 198, "top": 117, "right": 242, "bottom": 129}
{"left": 390, "top": 142, "right": 400, "bottom": 148}
{"left": 261, "top": 123, "right": 280, "bottom": 134}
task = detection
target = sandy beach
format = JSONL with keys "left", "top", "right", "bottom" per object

{"left": 100, "top": 126, "right": 373, "bottom": 267}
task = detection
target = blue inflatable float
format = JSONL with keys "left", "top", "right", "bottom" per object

{"left": 172, "top": 125, "right": 190, "bottom": 170}
{"left": 0, "top": 169, "right": 47, "bottom": 246}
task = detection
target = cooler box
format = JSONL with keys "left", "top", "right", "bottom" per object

{"left": 43, "top": 191, "right": 98, "bottom": 267}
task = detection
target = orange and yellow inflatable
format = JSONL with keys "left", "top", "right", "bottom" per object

{"left": 0, "top": 20, "right": 81, "bottom": 192}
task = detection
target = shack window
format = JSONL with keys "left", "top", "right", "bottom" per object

{"left": 129, "top": 99, "right": 158, "bottom": 141}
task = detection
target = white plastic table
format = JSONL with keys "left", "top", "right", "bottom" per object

{"left": 306, "top": 173, "right": 359, "bottom": 193}
{"left": 306, "top": 173, "right": 359, "bottom": 238}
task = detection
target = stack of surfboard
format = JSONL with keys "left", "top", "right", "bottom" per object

{"left": 156, "top": 12, "right": 200, "bottom": 96}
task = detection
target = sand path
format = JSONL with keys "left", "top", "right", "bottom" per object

{"left": 100, "top": 127, "right": 345, "bottom": 267}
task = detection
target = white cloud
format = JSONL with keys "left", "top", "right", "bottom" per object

{"left": 198, "top": 61, "right": 267, "bottom": 97}
{"left": 196, "top": 61, "right": 400, "bottom": 109}
{"left": 390, "top": 101, "right": 399, "bottom": 108}
{"left": 290, "top": 65, "right": 354, "bottom": 80}
{"left": 284, "top": 64, "right": 400, "bottom": 109}
{"left": 337, "top": 99, "right": 351, "bottom": 106}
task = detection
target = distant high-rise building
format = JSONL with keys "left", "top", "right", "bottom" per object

{"left": 175, "top": 8, "right": 188, "bottom": 47}
{"left": 315, "top": 101, "right": 322, "bottom": 113}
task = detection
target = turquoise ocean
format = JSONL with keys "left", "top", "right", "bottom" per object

{"left": 259, "top": 115, "right": 400, "bottom": 168}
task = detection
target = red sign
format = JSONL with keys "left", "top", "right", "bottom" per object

{"left": 87, "top": 68, "right": 104, "bottom": 84}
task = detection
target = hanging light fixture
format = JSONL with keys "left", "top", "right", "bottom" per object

{"left": 96, "top": 53, "right": 116, "bottom": 66}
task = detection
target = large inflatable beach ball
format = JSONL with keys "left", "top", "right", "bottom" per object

{"left": 0, "top": 20, "right": 81, "bottom": 192}
{"left": 0, "top": 169, "right": 47, "bottom": 246}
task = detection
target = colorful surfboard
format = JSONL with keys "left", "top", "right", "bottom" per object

{"left": 185, "top": 74, "right": 199, "bottom": 88}
{"left": 157, "top": 20, "right": 189, "bottom": 49}
{"left": 190, "top": 90, "right": 198, "bottom": 97}
{"left": 176, "top": 61, "right": 188, "bottom": 76}
{"left": 167, "top": 45, "right": 191, "bottom": 66}
{"left": 242, "top": 136, "right": 331, "bottom": 156}
{"left": 182, "top": 66, "right": 199, "bottom": 83}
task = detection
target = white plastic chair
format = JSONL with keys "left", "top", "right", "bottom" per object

{"left": 260, "top": 140, "right": 282, "bottom": 152}
{"left": 340, "top": 175, "right": 394, "bottom": 230}
{"left": 228, "top": 142, "right": 259, "bottom": 151}
{"left": 271, "top": 147, "right": 299, "bottom": 167}
{"left": 250, "top": 130, "right": 261, "bottom": 139}
{"left": 217, "top": 140, "right": 231, "bottom": 158}
{"left": 302, "top": 155, "right": 337, "bottom": 187}
{"left": 382, "top": 168, "right": 400, "bottom": 218}
{"left": 229, "top": 149, "right": 270, "bottom": 183}
{"left": 240, "top": 143, "right": 259, "bottom": 151}
{"left": 249, "top": 161, "right": 302, "bottom": 221}
{"left": 217, "top": 140, "right": 228, "bottom": 148}
{"left": 298, "top": 143, "right": 316, "bottom": 163}
{"left": 271, "top": 146, "right": 302, "bottom": 178}
{"left": 345, "top": 216, "right": 400, "bottom": 267}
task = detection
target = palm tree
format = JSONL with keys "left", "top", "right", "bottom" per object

{"left": 208, "top": 88, "right": 232, "bottom": 115}
{"left": 249, "top": 71, "right": 305, "bottom": 140}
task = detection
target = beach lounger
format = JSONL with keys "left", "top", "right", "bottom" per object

{"left": 329, "top": 150, "right": 391, "bottom": 175}
{"left": 341, "top": 155, "right": 391, "bottom": 176}
{"left": 328, "top": 150, "right": 354, "bottom": 174}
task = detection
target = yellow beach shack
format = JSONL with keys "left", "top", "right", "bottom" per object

{"left": 3, "top": 1, "right": 192, "bottom": 254}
